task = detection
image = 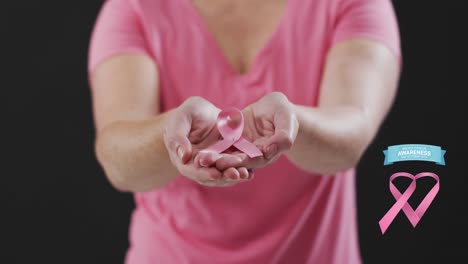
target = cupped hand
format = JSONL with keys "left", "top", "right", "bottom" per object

{"left": 163, "top": 97, "right": 252, "bottom": 187}
{"left": 196, "top": 92, "right": 299, "bottom": 171}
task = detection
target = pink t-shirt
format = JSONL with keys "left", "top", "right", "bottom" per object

{"left": 89, "top": 0, "right": 400, "bottom": 263}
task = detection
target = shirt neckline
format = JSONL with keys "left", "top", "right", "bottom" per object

{"left": 181, "top": 0, "right": 293, "bottom": 80}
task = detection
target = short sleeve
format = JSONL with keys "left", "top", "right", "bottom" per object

{"left": 331, "top": 0, "right": 401, "bottom": 59}
{"left": 88, "top": 0, "right": 152, "bottom": 75}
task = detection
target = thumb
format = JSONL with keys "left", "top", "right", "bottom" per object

{"left": 163, "top": 114, "right": 193, "bottom": 164}
{"left": 263, "top": 109, "right": 298, "bottom": 159}
{"left": 169, "top": 134, "right": 192, "bottom": 164}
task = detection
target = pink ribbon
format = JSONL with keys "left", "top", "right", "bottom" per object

{"left": 203, "top": 108, "right": 263, "bottom": 158}
{"left": 379, "top": 172, "right": 440, "bottom": 234}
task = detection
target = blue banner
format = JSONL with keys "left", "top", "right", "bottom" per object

{"left": 383, "top": 144, "right": 446, "bottom": 165}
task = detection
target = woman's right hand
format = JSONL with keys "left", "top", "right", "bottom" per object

{"left": 163, "top": 97, "right": 252, "bottom": 187}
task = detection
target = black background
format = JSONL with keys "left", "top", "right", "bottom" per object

{"left": 2, "top": 1, "right": 463, "bottom": 263}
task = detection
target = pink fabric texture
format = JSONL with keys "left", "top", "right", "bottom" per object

{"left": 88, "top": 0, "right": 400, "bottom": 263}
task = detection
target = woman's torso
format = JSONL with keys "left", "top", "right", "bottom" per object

{"left": 125, "top": 0, "right": 360, "bottom": 263}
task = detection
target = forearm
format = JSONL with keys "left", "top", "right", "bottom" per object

{"left": 285, "top": 40, "right": 399, "bottom": 175}
{"left": 286, "top": 104, "right": 375, "bottom": 175}
{"left": 95, "top": 110, "right": 179, "bottom": 192}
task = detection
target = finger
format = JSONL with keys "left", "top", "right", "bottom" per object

{"left": 217, "top": 181, "right": 238, "bottom": 187}
{"left": 222, "top": 167, "right": 240, "bottom": 180}
{"left": 196, "top": 180, "right": 221, "bottom": 187}
{"left": 248, "top": 169, "right": 255, "bottom": 180}
{"left": 195, "top": 150, "right": 222, "bottom": 167}
{"left": 195, "top": 174, "right": 239, "bottom": 187}
{"left": 214, "top": 153, "right": 247, "bottom": 170}
{"left": 198, "top": 180, "right": 237, "bottom": 187}
{"left": 238, "top": 167, "right": 249, "bottom": 180}
{"left": 180, "top": 164, "right": 222, "bottom": 182}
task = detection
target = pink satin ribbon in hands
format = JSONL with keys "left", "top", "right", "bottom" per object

{"left": 202, "top": 108, "right": 262, "bottom": 158}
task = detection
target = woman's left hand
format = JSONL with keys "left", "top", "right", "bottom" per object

{"left": 196, "top": 92, "right": 299, "bottom": 171}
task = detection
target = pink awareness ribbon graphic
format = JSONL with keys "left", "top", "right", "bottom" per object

{"left": 379, "top": 172, "right": 440, "bottom": 234}
{"left": 202, "top": 108, "right": 263, "bottom": 158}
